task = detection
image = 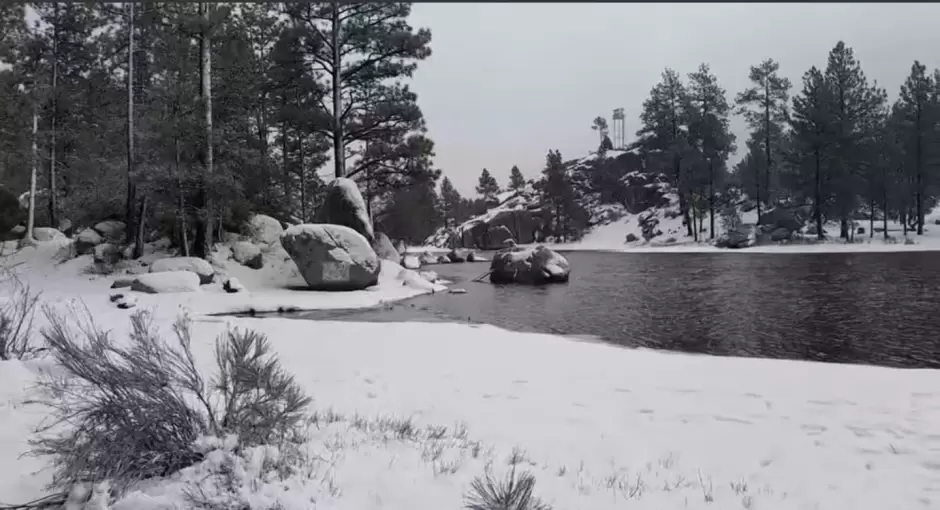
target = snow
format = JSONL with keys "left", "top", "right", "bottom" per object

{"left": 1, "top": 239, "right": 939, "bottom": 509}
{"left": 130, "top": 271, "right": 202, "bottom": 294}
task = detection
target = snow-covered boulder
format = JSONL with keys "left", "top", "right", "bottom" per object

{"left": 418, "top": 251, "right": 437, "bottom": 265}
{"left": 279, "top": 223, "right": 380, "bottom": 291}
{"left": 490, "top": 245, "right": 570, "bottom": 285}
{"left": 402, "top": 254, "right": 420, "bottom": 270}
{"left": 372, "top": 232, "right": 399, "bottom": 262}
{"left": 436, "top": 255, "right": 450, "bottom": 264}
{"left": 33, "top": 227, "right": 65, "bottom": 242}
{"left": 131, "top": 271, "right": 201, "bottom": 294}
{"left": 715, "top": 228, "right": 751, "bottom": 249}
{"left": 93, "top": 220, "right": 126, "bottom": 240}
{"left": 75, "top": 228, "right": 103, "bottom": 255}
{"left": 149, "top": 256, "right": 215, "bottom": 284}
{"left": 418, "top": 270, "right": 439, "bottom": 283}
{"left": 223, "top": 277, "right": 245, "bottom": 293}
{"left": 94, "top": 243, "right": 122, "bottom": 264}
{"left": 770, "top": 227, "right": 791, "bottom": 242}
{"left": 231, "top": 241, "right": 263, "bottom": 269}
{"left": 315, "top": 177, "right": 375, "bottom": 242}
{"left": 247, "top": 214, "right": 283, "bottom": 245}
{"left": 397, "top": 268, "right": 439, "bottom": 292}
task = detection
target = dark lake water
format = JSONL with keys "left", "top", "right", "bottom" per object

{"left": 292, "top": 251, "right": 940, "bottom": 369}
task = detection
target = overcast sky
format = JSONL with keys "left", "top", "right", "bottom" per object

{"left": 408, "top": 3, "right": 940, "bottom": 196}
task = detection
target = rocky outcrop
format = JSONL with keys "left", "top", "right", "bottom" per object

{"left": 372, "top": 232, "right": 399, "bottom": 262}
{"left": 232, "top": 241, "right": 263, "bottom": 269}
{"left": 0, "top": 186, "right": 24, "bottom": 235}
{"left": 489, "top": 245, "right": 570, "bottom": 285}
{"left": 131, "top": 271, "right": 202, "bottom": 294}
{"left": 246, "top": 214, "right": 283, "bottom": 245}
{"left": 486, "top": 225, "right": 514, "bottom": 249}
{"left": 75, "top": 228, "right": 104, "bottom": 255}
{"left": 280, "top": 224, "right": 380, "bottom": 291}
{"left": 150, "top": 257, "right": 215, "bottom": 284}
{"left": 315, "top": 177, "right": 374, "bottom": 242}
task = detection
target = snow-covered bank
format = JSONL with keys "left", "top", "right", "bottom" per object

{"left": 2, "top": 241, "right": 939, "bottom": 508}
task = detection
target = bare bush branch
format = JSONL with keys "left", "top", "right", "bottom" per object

{"left": 0, "top": 281, "right": 42, "bottom": 360}
{"left": 30, "top": 306, "right": 312, "bottom": 496}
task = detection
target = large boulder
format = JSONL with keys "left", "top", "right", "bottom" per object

{"left": 57, "top": 219, "right": 73, "bottom": 237}
{"left": 94, "top": 220, "right": 126, "bottom": 241}
{"left": 93, "top": 243, "right": 122, "bottom": 264}
{"left": 247, "top": 214, "right": 283, "bottom": 245}
{"left": 231, "top": 241, "right": 263, "bottom": 269}
{"left": 279, "top": 223, "right": 381, "bottom": 291}
{"left": 75, "top": 228, "right": 104, "bottom": 255}
{"left": 149, "top": 256, "right": 215, "bottom": 284}
{"left": 447, "top": 248, "right": 469, "bottom": 263}
{"left": 371, "top": 232, "right": 400, "bottom": 262}
{"left": 418, "top": 251, "right": 437, "bottom": 265}
{"left": 315, "top": 178, "right": 374, "bottom": 242}
{"left": 759, "top": 207, "right": 809, "bottom": 233}
{"left": 33, "top": 227, "right": 65, "bottom": 242}
{"left": 489, "top": 245, "right": 570, "bottom": 285}
{"left": 770, "top": 227, "right": 791, "bottom": 242}
{"left": 131, "top": 271, "right": 201, "bottom": 294}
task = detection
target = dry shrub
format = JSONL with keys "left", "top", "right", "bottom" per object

{"left": 0, "top": 279, "right": 41, "bottom": 360}
{"left": 31, "top": 307, "right": 311, "bottom": 496}
{"left": 465, "top": 464, "right": 552, "bottom": 510}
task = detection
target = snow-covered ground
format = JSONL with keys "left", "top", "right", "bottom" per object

{"left": 1, "top": 239, "right": 939, "bottom": 509}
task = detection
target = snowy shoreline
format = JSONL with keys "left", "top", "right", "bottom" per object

{"left": 2, "top": 241, "right": 939, "bottom": 508}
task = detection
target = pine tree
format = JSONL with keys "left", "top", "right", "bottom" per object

{"left": 635, "top": 68, "right": 693, "bottom": 236}
{"left": 686, "top": 63, "right": 736, "bottom": 239}
{"left": 475, "top": 168, "right": 500, "bottom": 202}
{"left": 735, "top": 58, "right": 791, "bottom": 223}
{"left": 790, "top": 66, "right": 834, "bottom": 239}
{"left": 284, "top": 2, "right": 432, "bottom": 180}
{"left": 439, "top": 176, "right": 462, "bottom": 227}
{"left": 508, "top": 165, "right": 526, "bottom": 191}
{"left": 823, "top": 41, "right": 887, "bottom": 238}
{"left": 895, "top": 60, "right": 933, "bottom": 235}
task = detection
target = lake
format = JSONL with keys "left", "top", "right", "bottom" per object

{"left": 293, "top": 251, "right": 940, "bottom": 369}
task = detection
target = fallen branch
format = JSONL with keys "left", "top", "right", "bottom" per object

{"left": 0, "top": 491, "right": 69, "bottom": 510}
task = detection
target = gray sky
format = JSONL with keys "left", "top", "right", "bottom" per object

{"left": 408, "top": 3, "right": 940, "bottom": 196}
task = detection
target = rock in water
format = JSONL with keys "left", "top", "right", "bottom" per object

{"left": 372, "top": 232, "right": 400, "bottom": 262}
{"left": 447, "top": 248, "right": 469, "bottom": 263}
{"left": 402, "top": 254, "right": 421, "bottom": 270}
{"left": 131, "top": 271, "right": 201, "bottom": 293}
{"left": 149, "top": 256, "right": 215, "bottom": 284}
{"left": 247, "top": 214, "right": 283, "bottom": 245}
{"left": 315, "top": 177, "right": 375, "bottom": 242}
{"left": 489, "top": 245, "right": 570, "bottom": 285}
{"left": 231, "top": 241, "right": 263, "bottom": 269}
{"left": 280, "top": 224, "right": 380, "bottom": 291}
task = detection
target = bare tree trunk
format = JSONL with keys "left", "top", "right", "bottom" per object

{"left": 175, "top": 137, "right": 189, "bottom": 257}
{"left": 125, "top": 1, "right": 137, "bottom": 248}
{"left": 27, "top": 107, "right": 38, "bottom": 242}
{"left": 49, "top": 1, "right": 59, "bottom": 228}
{"left": 330, "top": 2, "right": 344, "bottom": 178}
{"left": 299, "top": 135, "right": 306, "bottom": 222}
{"left": 869, "top": 199, "right": 874, "bottom": 238}
{"left": 134, "top": 195, "right": 147, "bottom": 258}
{"left": 708, "top": 160, "right": 715, "bottom": 239}
{"left": 194, "top": 1, "right": 214, "bottom": 258}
